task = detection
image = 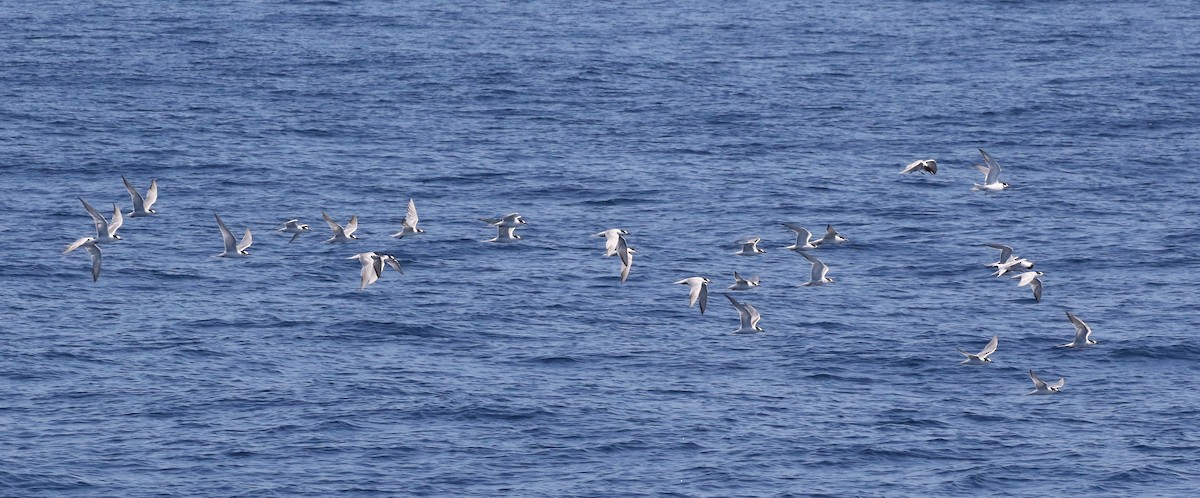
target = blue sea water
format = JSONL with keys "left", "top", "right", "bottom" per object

{"left": 2, "top": 0, "right": 1200, "bottom": 496}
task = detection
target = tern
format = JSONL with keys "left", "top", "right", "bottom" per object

{"left": 277, "top": 220, "right": 310, "bottom": 243}
{"left": 79, "top": 198, "right": 123, "bottom": 244}
{"left": 813, "top": 224, "right": 848, "bottom": 246}
{"left": 481, "top": 213, "right": 526, "bottom": 228}
{"left": 215, "top": 213, "right": 252, "bottom": 257}
{"left": 900, "top": 159, "right": 938, "bottom": 175}
{"left": 728, "top": 271, "right": 761, "bottom": 291}
{"left": 121, "top": 176, "right": 158, "bottom": 217}
{"left": 674, "top": 277, "right": 710, "bottom": 314}
{"left": 972, "top": 148, "right": 1010, "bottom": 192}
{"left": 595, "top": 228, "right": 629, "bottom": 257}
{"left": 985, "top": 243, "right": 1034, "bottom": 271}
{"left": 390, "top": 198, "right": 424, "bottom": 239}
{"left": 1011, "top": 271, "right": 1043, "bottom": 302}
{"left": 1059, "top": 312, "right": 1097, "bottom": 348}
{"left": 322, "top": 211, "right": 359, "bottom": 243}
{"left": 801, "top": 253, "right": 834, "bottom": 286}
{"left": 348, "top": 252, "right": 404, "bottom": 290}
{"left": 992, "top": 255, "right": 1034, "bottom": 277}
{"left": 1028, "top": 369, "right": 1065, "bottom": 395}
{"left": 782, "top": 223, "right": 817, "bottom": 251}
{"left": 724, "top": 294, "right": 763, "bottom": 334}
{"left": 63, "top": 237, "right": 103, "bottom": 282}
{"left": 735, "top": 237, "right": 765, "bottom": 256}
{"left": 957, "top": 335, "right": 998, "bottom": 365}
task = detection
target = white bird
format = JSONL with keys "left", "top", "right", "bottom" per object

{"left": 1011, "top": 271, "right": 1044, "bottom": 302}
{"left": 728, "top": 271, "right": 761, "bottom": 291}
{"left": 900, "top": 159, "right": 938, "bottom": 175}
{"left": 390, "top": 198, "right": 424, "bottom": 239}
{"left": 277, "top": 219, "right": 310, "bottom": 243}
{"left": 991, "top": 255, "right": 1034, "bottom": 277}
{"left": 724, "top": 294, "right": 763, "bottom": 334}
{"left": 782, "top": 223, "right": 817, "bottom": 250}
{"left": 214, "top": 213, "right": 252, "bottom": 257}
{"left": 121, "top": 176, "right": 158, "bottom": 217}
{"left": 674, "top": 277, "right": 710, "bottom": 314}
{"left": 487, "top": 225, "right": 522, "bottom": 243}
{"left": 735, "top": 236, "right": 765, "bottom": 256}
{"left": 985, "top": 243, "right": 1034, "bottom": 271}
{"left": 801, "top": 252, "right": 834, "bottom": 286}
{"left": 595, "top": 228, "right": 629, "bottom": 257}
{"left": 481, "top": 213, "right": 526, "bottom": 228}
{"left": 813, "top": 224, "right": 848, "bottom": 246}
{"left": 348, "top": 252, "right": 404, "bottom": 290}
{"left": 63, "top": 237, "right": 103, "bottom": 282}
{"left": 322, "top": 211, "right": 359, "bottom": 243}
{"left": 972, "top": 148, "right": 1010, "bottom": 192}
{"left": 79, "top": 198, "right": 123, "bottom": 244}
{"left": 1028, "top": 369, "right": 1065, "bottom": 395}
{"left": 616, "top": 235, "right": 636, "bottom": 283}
{"left": 957, "top": 335, "right": 998, "bottom": 365}
{"left": 1059, "top": 312, "right": 1097, "bottom": 348}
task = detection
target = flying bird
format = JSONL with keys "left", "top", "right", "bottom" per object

{"left": 215, "top": 213, "right": 252, "bottom": 257}
{"left": 735, "top": 236, "right": 765, "bottom": 256}
{"left": 801, "top": 253, "right": 834, "bottom": 286}
{"left": 813, "top": 224, "right": 848, "bottom": 246}
{"left": 957, "top": 335, "right": 998, "bottom": 365}
{"left": 391, "top": 198, "right": 424, "bottom": 239}
{"left": 616, "top": 235, "right": 635, "bottom": 283}
{"left": 277, "top": 219, "right": 310, "bottom": 243}
{"left": 674, "top": 277, "right": 710, "bottom": 314}
{"left": 79, "top": 198, "right": 123, "bottom": 244}
{"left": 972, "top": 148, "right": 1010, "bottom": 192}
{"left": 121, "top": 176, "right": 158, "bottom": 217}
{"left": 322, "top": 211, "right": 360, "bottom": 243}
{"left": 728, "top": 271, "right": 761, "bottom": 291}
{"left": 1059, "top": 312, "right": 1097, "bottom": 348}
{"left": 63, "top": 237, "right": 103, "bottom": 282}
{"left": 782, "top": 223, "right": 817, "bottom": 251}
{"left": 1011, "top": 271, "right": 1044, "bottom": 302}
{"left": 1028, "top": 369, "right": 1065, "bottom": 395}
{"left": 724, "top": 294, "right": 763, "bottom": 334}
{"left": 900, "top": 159, "right": 937, "bottom": 175}
{"left": 595, "top": 228, "right": 629, "bottom": 257}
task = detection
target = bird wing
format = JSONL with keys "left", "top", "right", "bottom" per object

{"left": 404, "top": 199, "right": 419, "bottom": 228}
{"left": 1029, "top": 370, "right": 1047, "bottom": 389}
{"left": 80, "top": 198, "right": 109, "bottom": 237}
{"left": 215, "top": 213, "right": 237, "bottom": 252}
{"left": 85, "top": 242, "right": 102, "bottom": 282}
{"left": 616, "top": 236, "right": 632, "bottom": 267}
{"left": 1031, "top": 277, "right": 1043, "bottom": 303}
{"left": 122, "top": 176, "right": 146, "bottom": 212}
{"left": 344, "top": 215, "right": 359, "bottom": 236}
{"left": 322, "top": 211, "right": 345, "bottom": 236}
{"left": 107, "top": 204, "right": 124, "bottom": 235}
{"left": 985, "top": 243, "right": 1014, "bottom": 262}
{"left": 1066, "top": 312, "right": 1091, "bottom": 342}
{"left": 979, "top": 148, "right": 1001, "bottom": 184}
{"left": 978, "top": 335, "right": 998, "bottom": 358}
{"left": 236, "top": 228, "right": 253, "bottom": 252}
{"left": 143, "top": 179, "right": 158, "bottom": 210}
{"left": 698, "top": 282, "right": 708, "bottom": 314}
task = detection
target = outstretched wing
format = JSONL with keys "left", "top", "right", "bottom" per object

{"left": 236, "top": 228, "right": 253, "bottom": 252}
{"left": 979, "top": 148, "right": 1001, "bottom": 185}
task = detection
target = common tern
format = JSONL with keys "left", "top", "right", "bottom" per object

{"left": 801, "top": 253, "right": 834, "bottom": 286}
{"left": 813, "top": 224, "right": 848, "bottom": 246}
{"left": 782, "top": 223, "right": 817, "bottom": 251}
{"left": 79, "top": 198, "right": 123, "bottom": 244}
{"left": 63, "top": 237, "right": 103, "bottom": 282}
{"left": 1011, "top": 271, "right": 1043, "bottom": 302}
{"left": 724, "top": 294, "right": 763, "bottom": 334}
{"left": 900, "top": 159, "right": 938, "bottom": 175}
{"left": 728, "top": 271, "right": 761, "bottom": 291}
{"left": 595, "top": 228, "right": 629, "bottom": 257}
{"left": 1028, "top": 369, "right": 1064, "bottom": 395}
{"left": 957, "top": 335, "right": 998, "bottom": 365}
{"left": 972, "top": 148, "right": 1010, "bottom": 192}
{"left": 322, "top": 211, "right": 359, "bottom": 243}
{"left": 277, "top": 220, "right": 310, "bottom": 243}
{"left": 121, "top": 176, "right": 158, "bottom": 217}
{"left": 390, "top": 198, "right": 424, "bottom": 239}
{"left": 215, "top": 213, "right": 252, "bottom": 257}
{"left": 735, "top": 236, "right": 765, "bottom": 256}
{"left": 1059, "top": 312, "right": 1097, "bottom": 348}
{"left": 674, "top": 277, "right": 710, "bottom": 314}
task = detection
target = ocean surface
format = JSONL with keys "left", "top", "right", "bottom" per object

{"left": 2, "top": 0, "right": 1199, "bottom": 496}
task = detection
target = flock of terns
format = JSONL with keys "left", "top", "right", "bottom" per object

{"left": 63, "top": 149, "right": 1093, "bottom": 395}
